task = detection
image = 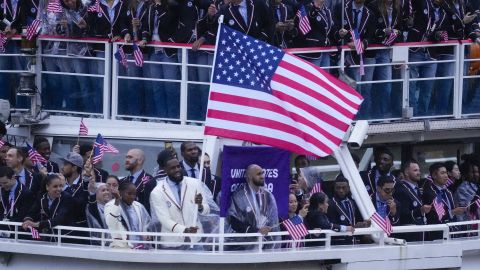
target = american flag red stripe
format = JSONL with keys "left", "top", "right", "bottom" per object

{"left": 0, "top": 32, "right": 7, "bottom": 53}
{"left": 350, "top": 30, "right": 364, "bottom": 54}
{"left": 0, "top": 139, "right": 5, "bottom": 148}
{"left": 88, "top": 0, "right": 101, "bottom": 12}
{"left": 133, "top": 43, "right": 144, "bottom": 67}
{"left": 475, "top": 197, "right": 480, "bottom": 208}
{"left": 79, "top": 118, "right": 88, "bottom": 136}
{"left": 445, "top": 178, "right": 454, "bottom": 187}
{"left": 26, "top": 142, "right": 47, "bottom": 165}
{"left": 309, "top": 182, "right": 322, "bottom": 195}
{"left": 103, "top": 140, "right": 119, "bottom": 154}
{"left": 433, "top": 196, "right": 446, "bottom": 221}
{"left": 26, "top": 19, "right": 42, "bottom": 41}
{"left": 283, "top": 215, "right": 309, "bottom": 241}
{"left": 29, "top": 226, "right": 41, "bottom": 239}
{"left": 47, "top": 0, "right": 63, "bottom": 13}
{"left": 296, "top": 5, "right": 311, "bottom": 35}
{"left": 382, "top": 32, "right": 398, "bottom": 46}
{"left": 370, "top": 212, "right": 392, "bottom": 236}
{"left": 439, "top": 31, "right": 448, "bottom": 41}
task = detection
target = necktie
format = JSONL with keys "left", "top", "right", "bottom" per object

{"left": 176, "top": 182, "right": 182, "bottom": 203}
{"left": 343, "top": 200, "right": 352, "bottom": 221}
{"left": 353, "top": 9, "right": 360, "bottom": 30}
{"left": 129, "top": 175, "right": 135, "bottom": 183}
{"left": 190, "top": 168, "right": 196, "bottom": 178}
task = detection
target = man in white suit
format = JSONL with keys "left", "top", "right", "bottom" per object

{"left": 150, "top": 154, "right": 210, "bottom": 249}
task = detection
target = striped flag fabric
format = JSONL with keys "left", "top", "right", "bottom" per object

{"left": 382, "top": 31, "right": 398, "bottom": 46}
{"left": 26, "top": 142, "right": 47, "bottom": 165}
{"left": 92, "top": 134, "right": 119, "bottom": 164}
{"left": 87, "top": 0, "right": 101, "bottom": 12}
{"left": 296, "top": 5, "right": 311, "bottom": 35}
{"left": 445, "top": 178, "right": 454, "bottom": 188}
{"left": 433, "top": 195, "right": 446, "bottom": 221}
{"left": 29, "top": 226, "right": 41, "bottom": 239}
{"left": 309, "top": 182, "right": 322, "bottom": 195}
{"left": 79, "top": 118, "right": 88, "bottom": 136}
{"left": 133, "top": 43, "right": 144, "bottom": 67}
{"left": 370, "top": 212, "right": 392, "bottom": 236}
{"left": 283, "top": 215, "right": 309, "bottom": 241}
{"left": 114, "top": 46, "right": 128, "bottom": 68}
{"left": 0, "top": 139, "right": 5, "bottom": 148}
{"left": 47, "top": 0, "right": 63, "bottom": 13}
{"left": 472, "top": 195, "right": 480, "bottom": 208}
{"left": 204, "top": 26, "right": 363, "bottom": 157}
{"left": 26, "top": 19, "right": 42, "bottom": 41}
{"left": 439, "top": 31, "right": 448, "bottom": 41}
{"left": 350, "top": 30, "right": 364, "bottom": 54}
{"left": 0, "top": 32, "right": 7, "bottom": 53}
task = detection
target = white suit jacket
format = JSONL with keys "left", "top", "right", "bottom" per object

{"left": 150, "top": 176, "right": 210, "bottom": 247}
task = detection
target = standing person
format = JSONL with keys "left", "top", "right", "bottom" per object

{"left": 327, "top": 175, "right": 369, "bottom": 245}
{"left": 361, "top": 146, "right": 395, "bottom": 196}
{"left": 120, "top": 148, "right": 156, "bottom": 213}
{"left": 445, "top": 160, "right": 462, "bottom": 193}
{"left": 454, "top": 157, "right": 479, "bottom": 221}
{"left": 372, "top": 176, "right": 400, "bottom": 226}
{"left": 271, "top": 0, "right": 296, "bottom": 49}
{"left": 73, "top": 143, "right": 109, "bottom": 183}
{"left": 394, "top": 159, "right": 430, "bottom": 241}
{"left": 141, "top": 0, "right": 179, "bottom": 119}
{"left": 368, "top": 0, "right": 404, "bottom": 118}
{"left": 22, "top": 174, "right": 75, "bottom": 241}
{"left": 4, "top": 147, "right": 42, "bottom": 197}
{"left": 86, "top": 183, "right": 111, "bottom": 232}
{"left": 406, "top": 0, "right": 449, "bottom": 116}
{"left": 295, "top": 0, "right": 334, "bottom": 68}
{"left": 423, "top": 163, "right": 466, "bottom": 239}
{"left": 334, "top": 0, "right": 377, "bottom": 119}
{"left": 149, "top": 154, "right": 210, "bottom": 249}
{"left": 105, "top": 181, "right": 152, "bottom": 248}
{"left": 226, "top": 164, "right": 280, "bottom": 250}
{"left": 0, "top": 166, "right": 34, "bottom": 234}
{"left": 33, "top": 137, "right": 59, "bottom": 173}
{"left": 0, "top": 141, "right": 12, "bottom": 167}
{"left": 180, "top": 142, "right": 200, "bottom": 179}
{"left": 280, "top": 193, "right": 308, "bottom": 248}
{"left": 85, "top": 0, "right": 130, "bottom": 114}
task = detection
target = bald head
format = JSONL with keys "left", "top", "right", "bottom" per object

{"left": 246, "top": 164, "right": 265, "bottom": 189}
{"left": 125, "top": 148, "right": 145, "bottom": 172}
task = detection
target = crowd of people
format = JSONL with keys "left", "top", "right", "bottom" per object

{"left": 1, "top": 0, "right": 480, "bottom": 119}
{"left": 1, "top": 134, "right": 480, "bottom": 250}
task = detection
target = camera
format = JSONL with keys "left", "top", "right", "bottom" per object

{"left": 347, "top": 120, "right": 369, "bottom": 149}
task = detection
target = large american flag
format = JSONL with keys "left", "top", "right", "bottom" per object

{"left": 370, "top": 212, "right": 392, "bottom": 236}
{"left": 283, "top": 215, "right": 309, "bottom": 241}
{"left": 92, "top": 134, "right": 119, "bottom": 164}
{"left": 79, "top": 118, "right": 88, "bottom": 136}
{"left": 133, "top": 43, "right": 144, "bottom": 67}
{"left": 433, "top": 195, "right": 446, "bottom": 221}
{"left": 296, "top": 5, "right": 311, "bottom": 35}
{"left": 47, "top": 0, "right": 63, "bottom": 13}
{"left": 204, "top": 26, "right": 363, "bottom": 157}
{"left": 26, "top": 142, "right": 47, "bottom": 165}
{"left": 26, "top": 19, "right": 42, "bottom": 41}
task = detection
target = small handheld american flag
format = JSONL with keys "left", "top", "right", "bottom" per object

{"left": 26, "top": 142, "right": 47, "bottom": 165}
{"left": 433, "top": 195, "right": 446, "bottom": 222}
{"left": 88, "top": 0, "right": 101, "bottom": 12}
{"left": 382, "top": 31, "right": 398, "bottom": 46}
{"left": 26, "top": 19, "right": 42, "bottom": 41}
{"left": 47, "top": 0, "right": 63, "bottom": 13}
{"left": 309, "top": 182, "right": 322, "bottom": 195}
{"left": 296, "top": 5, "right": 311, "bottom": 35}
{"left": 114, "top": 46, "right": 128, "bottom": 68}
{"left": 370, "top": 212, "right": 392, "bottom": 236}
{"left": 79, "top": 118, "right": 88, "bottom": 136}
{"left": 283, "top": 215, "right": 309, "bottom": 240}
{"left": 0, "top": 32, "right": 7, "bottom": 53}
{"left": 92, "top": 134, "right": 119, "bottom": 164}
{"left": 0, "top": 139, "right": 5, "bottom": 148}
{"left": 133, "top": 43, "right": 144, "bottom": 67}
{"left": 350, "top": 29, "right": 365, "bottom": 76}
{"left": 29, "top": 226, "right": 41, "bottom": 239}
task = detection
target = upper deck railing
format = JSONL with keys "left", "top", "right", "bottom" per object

{"left": 1, "top": 37, "right": 479, "bottom": 125}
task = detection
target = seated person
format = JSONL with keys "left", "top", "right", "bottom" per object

{"left": 22, "top": 174, "right": 75, "bottom": 242}
{"left": 105, "top": 182, "right": 152, "bottom": 249}
{"left": 305, "top": 192, "right": 354, "bottom": 247}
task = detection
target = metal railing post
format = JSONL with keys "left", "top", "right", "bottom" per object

{"left": 104, "top": 42, "right": 113, "bottom": 119}
{"left": 180, "top": 47, "right": 188, "bottom": 125}
{"left": 325, "top": 234, "right": 331, "bottom": 250}
{"left": 57, "top": 229, "right": 62, "bottom": 246}
{"left": 455, "top": 43, "right": 465, "bottom": 118}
